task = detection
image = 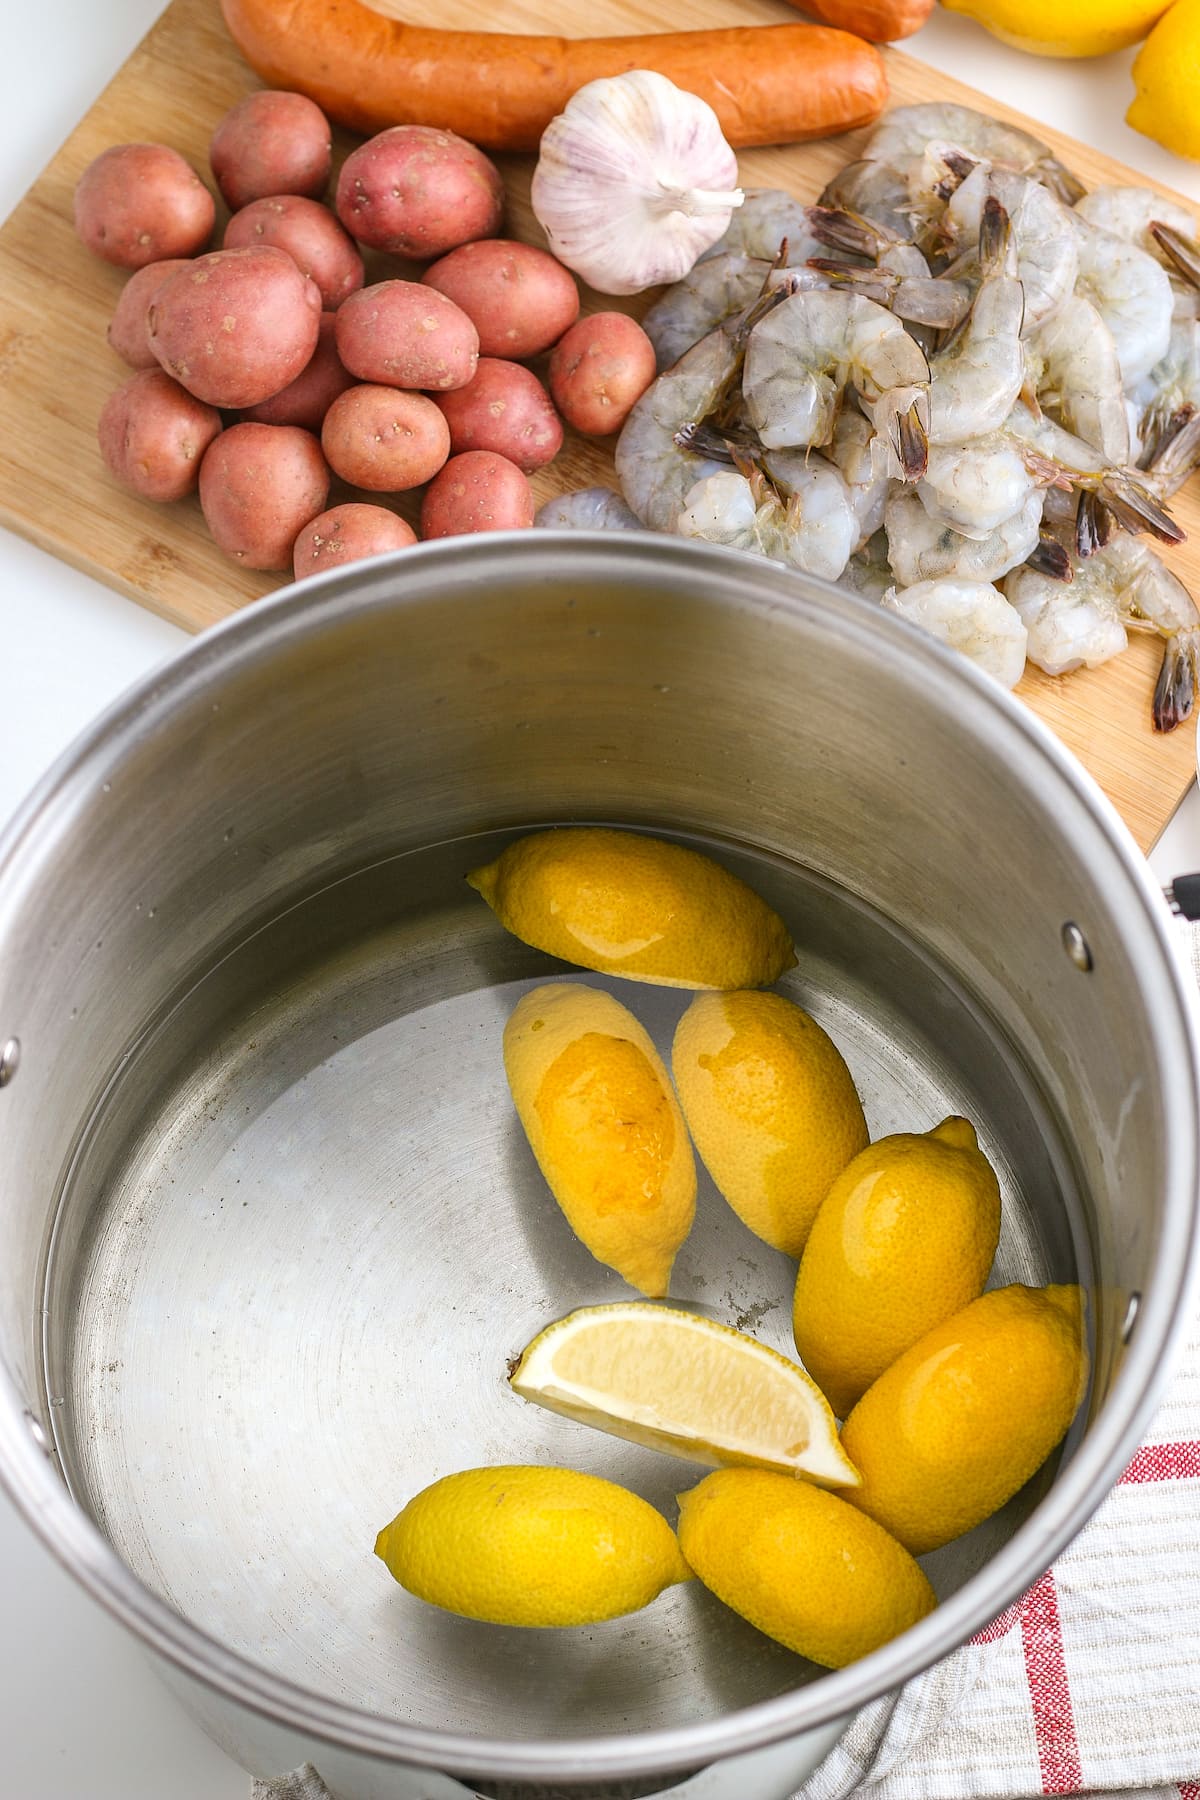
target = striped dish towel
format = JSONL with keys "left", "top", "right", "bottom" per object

{"left": 256, "top": 925, "right": 1200, "bottom": 1800}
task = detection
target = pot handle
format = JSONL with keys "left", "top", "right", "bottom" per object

{"left": 1166, "top": 875, "right": 1200, "bottom": 921}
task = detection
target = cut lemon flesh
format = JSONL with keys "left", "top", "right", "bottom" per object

{"left": 510, "top": 1302, "right": 859, "bottom": 1488}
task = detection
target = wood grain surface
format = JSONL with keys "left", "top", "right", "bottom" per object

{"left": 0, "top": 0, "right": 1196, "bottom": 850}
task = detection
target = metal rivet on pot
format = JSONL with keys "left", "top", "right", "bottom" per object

{"left": 0, "top": 1037, "right": 19, "bottom": 1086}
{"left": 1122, "top": 1291, "right": 1141, "bottom": 1342}
{"left": 1061, "top": 923, "right": 1093, "bottom": 972}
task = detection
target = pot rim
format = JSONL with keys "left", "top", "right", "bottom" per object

{"left": 1, "top": 531, "right": 1197, "bottom": 1783}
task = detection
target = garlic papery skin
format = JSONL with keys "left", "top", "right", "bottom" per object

{"left": 530, "top": 69, "right": 745, "bottom": 297}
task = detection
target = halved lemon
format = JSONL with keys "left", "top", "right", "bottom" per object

{"left": 510, "top": 1302, "right": 859, "bottom": 1488}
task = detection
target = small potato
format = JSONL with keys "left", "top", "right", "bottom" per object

{"left": 148, "top": 246, "right": 322, "bottom": 408}
{"left": 240, "top": 314, "right": 355, "bottom": 429}
{"left": 210, "top": 90, "right": 332, "bottom": 211}
{"left": 434, "top": 359, "right": 562, "bottom": 473}
{"left": 321, "top": 384, "right": 450, "bottom": 490}
{"left": 335, "top": 125, "right": 503, "bottom": 259}
{"left": 292, "top": 503, "right": 417, "bottom": 578}
{"left": 421, "top": 241, "right": 579, "bottom": 360}
{"left": 198, "top": 422, "right": 329, "bottom": 569}
{"left": 420, "top": 450, "right": 534, "bottom": 539}
{"left": 548, "top": 313, "right": 658, "bottom": 437}
{"left": 334, "top": 281, "right": 478, "bottom": 392}
{"left": 74, "top": 144, "right": 215, "bottom": 269}
{"left": 98, "top": 368, "right": 221, "bottom": 502}
{"left": 107, "top": 258, "right": 192, "bottom": 368}
{"left": 223, "top": 196, "right": 363, "bottom": 311}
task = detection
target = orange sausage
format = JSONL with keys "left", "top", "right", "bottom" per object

{"left": 218, "top": 0, "right": 888, "bottom": 153}
{"left": 785, "top": 0, "right": 933, "bottom": 43}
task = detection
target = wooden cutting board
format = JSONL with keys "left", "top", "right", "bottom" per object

{"left": 0, "top": 0, "right": 1197, "bottom": 852}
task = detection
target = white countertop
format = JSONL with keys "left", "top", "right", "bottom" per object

{"left": 4, "top": 5, "right": 1200, "bottom": 1795}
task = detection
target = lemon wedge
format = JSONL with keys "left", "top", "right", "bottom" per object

{"left": 510, "top": 1301, "right": 859, "bottom": 1487}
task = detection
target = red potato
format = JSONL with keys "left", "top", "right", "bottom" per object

{"left": 292, "top": 502, "right": 417, "bottom": 578}
{"left": 334, "top": 281, "right": 478, "bottom": 392}
{"left": 321, "top": 384, "right": 450, "bottom": 489}
{"left": 107, "top": 258, "right": 192, "bottom": 368}
{"left": 420, "top": 450, "right": 534, "bottom": 538}
{"left": 148, "top": 246, "right": 322, "bottom": 408}
{"left": 434, "top": 358, "right": 562, "bottom": 473}
{"left": 334, "top": 125, "right": 503, "bottom": 258}
{"left": 210, "top": 90, "right": 333, "bottom": 211}
{"left": 548, "top": 313, "right": 658, "bottom": 437}
{"left": 199, "top": 422, "right": 330, "bottom": 569}
{"left": 421, "top": 240, "right": 579, "bottom": 359}
{"left": 240, "top": 313, "right": 355, "bottom": 429}
{"left": 98, "top": 369, "right": 221, "bottom": 502}
{"left": 74, "top": 144, "right": 215, "bottom": 270}
{"left": 223, "top": 195, "right": 364, "bottom": 310}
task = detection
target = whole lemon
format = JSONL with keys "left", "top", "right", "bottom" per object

{"left": 792, "top": 1117, "right": 1001, "bottom": 1418}
{"left": 943, "top": 0, "right": 1171, "bottom": 57}
{"left": 671, "top": 991, "right": 868, "bottom": 1259}
{"left": 468, "top": 828, "right": 796, "bottom": 990}
{"left": 376, "top": 1466, "right": 692, "bottom": 1627}
{"left": 676, "top": 1468, "right": 936, "bottom": 1669}
{"left": 503, "top": 982, "right": 696, "bottom": 1295}
{"left": 840, "top": 1284, "right": 1089, "bottom": 1555}
{"left": 1129, "top": 0, "right": 1200, "bottom": 161}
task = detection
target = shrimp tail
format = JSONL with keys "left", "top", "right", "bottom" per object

{"left": 889, "top": 395, "right": 929, "bottom": 480}
{"left": 1076, "top": 489, "right": 1115, "bottom": 558}
{"left": 1041, "top": 162, "right": 1087, "bottom": 208}
{"left": 1150, "top": 221, "right": 1200, "bottom": 293}
{"left": 805, "top": 207, "right": 886, "bottom": 260}
{"left": 1025, "top": 532, "right": 1074, "bottom": 582}
{"left": 1141, "top": 407, "right": 1200, "bottom": 497}
{"left": 805, "top": 258, "right": 969, "bottom": 329}
{"left": 1153, "top": 627, "right": 1200, "bottom": 732}
{"left": 1095, "top": 473, "right": 1186, "bottom": 546}
{"left": 978, "top": 194, "right": 1011, "bottom": 269}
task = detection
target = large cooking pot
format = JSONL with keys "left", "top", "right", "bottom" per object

{"left": 0, "top": 533, "right": 1196, "bottom": 1800}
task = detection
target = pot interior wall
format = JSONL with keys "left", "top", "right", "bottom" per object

{"left": 0, "top": 538, "right": 1188, "bottom": 1756}
{"left": 43, "top": 824, "right": 1080, "bottom": 1734}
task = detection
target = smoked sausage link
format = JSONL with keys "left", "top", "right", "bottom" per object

{"left": 218, "top": 0, "right": 889, "bottom": 153}
{"left": 785, "top": 0, "right": 934, "bottom": 43}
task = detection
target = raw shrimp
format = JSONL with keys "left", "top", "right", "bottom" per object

{"left": 806, "top": 209, "right": 971, "bottom": 329}
{"left": 1026, "top": 293, "right": 1130, "bottom": 465}
{"left": 1005, "top": 535, "right": 1200, "bottom": 728}
{"left": 827, "top": 406, "right": 891, "bottom": 545}
{"left": 820, "top": 159, "right": 914, "bottom": 242}
{"left": 927, "top": 200, "right": 1025, "bottom": 446}
{"left": 535, "top": 488, "right": 642, "bottom": 530}
{"left": 862, "top": 103, "right": 1084, "bottom": 204}
{"left": 885, "top": 485, "right": 1043, "bottom": 586}
{"left": 742, "top": 287, "right": 930, "bottom": 474}
{"left": 1132, "top": 318, "right": 1200, "bottom": 442}
{"left": 945, "top": 163, "right": 1077, "bottom": 332}
{"left": 699, "top": 189, "right": 829, "bottom": 266}
{"left": 1074, "top": 187, "right": 1198, "bottom": 269}
{"left": 882, "top": 575, "right": 1030, "bottom": 687}
{"left": 1071, "top": 217, "right": 1173, "bottom": 388}
{"left": 839, "top": 529, "right": 894, "bottom": 602}
{"left": 1004, "top": 559, "right": 1129, "bottom": 675}
{"left": 614, "top": 325, "right": 740, "bottom": 532}
{"left": 676, "top": 457, "right": 857, "bottom": 581}
{"left": 1003, "top": 401, "right": 1183, "bottom": 548}
{"left": 918, "top": 435, "right": 1042, "bottom": 538}
{"left": 642, "top": 256, "right": 823, "bottom": 373}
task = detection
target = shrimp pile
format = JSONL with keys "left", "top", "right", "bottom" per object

{"left": 544, "top": 104, "right": 1200, "bottom": 731}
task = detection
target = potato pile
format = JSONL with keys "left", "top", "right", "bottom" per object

{"left": 76, "top": 92, "right": 658, "bottom": 581}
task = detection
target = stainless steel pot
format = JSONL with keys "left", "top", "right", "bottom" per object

{"left": 0, "top": 532, "right": 1197, "bottom": 1800}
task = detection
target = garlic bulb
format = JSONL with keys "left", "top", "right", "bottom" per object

{"left": 530, "top": 70, "right": 745, "bottom": 297}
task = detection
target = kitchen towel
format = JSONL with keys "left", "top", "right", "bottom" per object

{"left": 253, "top": 926, "right": 1200, "bottom": 1800}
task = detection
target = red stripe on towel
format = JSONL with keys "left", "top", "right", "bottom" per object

{"left": 1021, "top": 1570, "right": 1083, "bottom": 1795}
